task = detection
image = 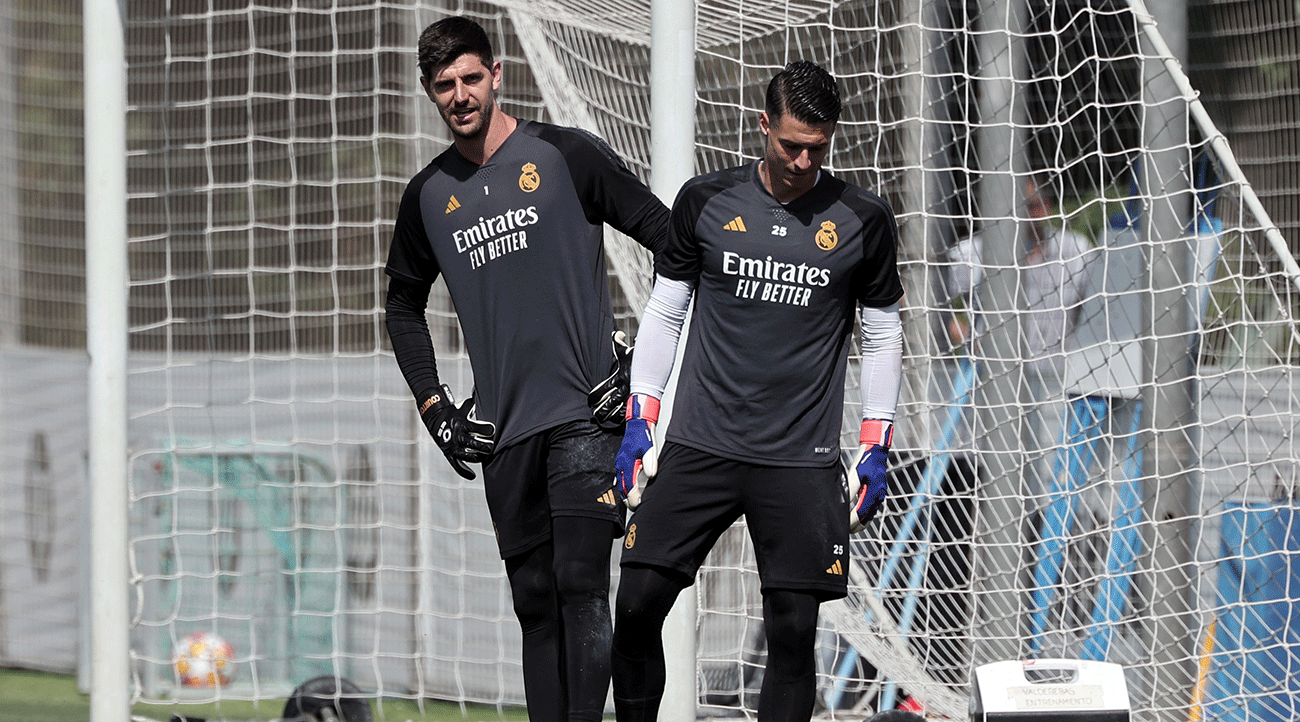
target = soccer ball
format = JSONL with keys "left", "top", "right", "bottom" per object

{"left": 173, "top": 631, "right": 236, "bottom": 688}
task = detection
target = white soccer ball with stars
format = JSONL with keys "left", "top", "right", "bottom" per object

{"left": 173, "top": 631, "right": 236, "bottom": 688}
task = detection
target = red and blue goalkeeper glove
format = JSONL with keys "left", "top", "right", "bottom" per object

{"left": 420, "top": 385, "right": 496, "bottom": 480}
{"left": 613, "top": 393, "right": 659, "bottom": 510}
{"left": 849, "top": 419, "right": 893, "bottom": 532}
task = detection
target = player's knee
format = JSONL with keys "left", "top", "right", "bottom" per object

{"left": 507, "top": 555, "right": 559, "bottom": 630}
{"left": 615, "top": 565, "right": 687, "bottom": 630}
{"left": 512, "top": 586, "right": 557, "bottom": 634}
{"left": 549, "top": 517, "right": 615, "bottom": 602}
{"left": 763, "top": 590, "right": 820, "bottom": 657}
{"left": 613, "top": 589, "right": 660, "bottom": 634}
{"left": 552, "top": 553, "right": 609, "bottom": 604}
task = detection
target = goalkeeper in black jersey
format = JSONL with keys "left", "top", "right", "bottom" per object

{"left": 610, "top": 61, "right": 905, "bottom": 722}
{"left": 383, "top": 17, "right": 668, "bottom": 722}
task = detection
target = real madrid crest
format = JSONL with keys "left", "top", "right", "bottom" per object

{"left": 519, "top": 162, "right": 541, "bottom": 193}
{"left": 815, "top": 220, "right": 838, "bottom": 250}
{"left": 624, "top": 523, "right": 637, "bottom": 549}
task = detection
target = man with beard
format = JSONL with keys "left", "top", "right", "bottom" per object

{"left": 383, "top": 16, "right": 669, "bottom": 722}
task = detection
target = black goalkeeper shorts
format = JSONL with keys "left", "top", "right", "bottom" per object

{"left": 619, "top": 442, "right": 850, "bottom": 601}
{"left": 482, "top": 418, "right": 625, "bottom": 559}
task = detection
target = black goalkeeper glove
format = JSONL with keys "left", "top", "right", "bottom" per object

{"left": 419, "top": 385, "right": 496, "bottom": 480}
{"left": 587, "top": 330, "right": 633, "bottom": 429}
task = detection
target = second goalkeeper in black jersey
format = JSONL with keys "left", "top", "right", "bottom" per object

{"left": 610, "top": 60, "right": 905, "bottom": 722}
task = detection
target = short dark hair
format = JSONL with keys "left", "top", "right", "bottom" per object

{"left": 765, "top": 60, "right": 842, "bottom": 125}
{"left": 418, "top": 16, "right": 495, "bottom": 79}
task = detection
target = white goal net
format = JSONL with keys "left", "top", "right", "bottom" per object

{"left": 3, "top": 0, "right": 1300, "bottom": 720}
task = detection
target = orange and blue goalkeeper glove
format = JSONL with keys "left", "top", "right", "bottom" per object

{"left": 849, "top": 419, "right": 893, "bottom": 532}
{"left": 613, "top": 393, "right": 659, "bottom": 510}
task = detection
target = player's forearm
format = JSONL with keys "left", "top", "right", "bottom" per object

{"left": 859, "top": 302, "right": 903, "bottom": 422}
{"left": 384, "top": 277, "right": 443, "bottom": 407}
{"left": 629, "top": 274, "right": 694, "bottom": 399}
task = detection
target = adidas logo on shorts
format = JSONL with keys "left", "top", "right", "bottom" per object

{"left": 826, "top": 560, "right": 844, "bottom": 575}
{"left": 596, "top": 489, "right": 618, "bottom": 506}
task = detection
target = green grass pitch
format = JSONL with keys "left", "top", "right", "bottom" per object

{"left": 0, "top": 667, "right": 532, "bottom": 722}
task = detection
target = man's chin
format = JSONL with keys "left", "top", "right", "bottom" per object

{"left": 782, "top": 176, "right": 815, "bottom": 194}
{"left": 449, "top": 123, "right": 486, "bottom": 140}
{"left": 446, "top": 108, "right": 492, "bottom": 141}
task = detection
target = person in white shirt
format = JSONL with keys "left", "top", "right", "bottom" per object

{"left": 945, "top": 175, "right": 1091, "bottom": 377}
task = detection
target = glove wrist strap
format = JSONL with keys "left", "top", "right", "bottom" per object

{"left": 626, "top": 393, "right": 661, "bottom": 424}
{"left": 860, "top": 418, "right": 893, "bottom": 448}
{"left": 418, "top": 385, "right": 454, "bottom": 419}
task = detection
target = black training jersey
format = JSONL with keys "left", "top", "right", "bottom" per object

{"left": 385, "top": 120, "right": 668, "bottom": 447}
{"left": 657, "top": 161, "right": 903, "bottom": 466}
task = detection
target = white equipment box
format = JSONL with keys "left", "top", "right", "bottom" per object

{"left": 970, "top": 659, "right": 1131, "bottom": 721}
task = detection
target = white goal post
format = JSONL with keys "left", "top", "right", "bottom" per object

{"left": 11, "top": 1, "right": 1297, "bottom": 721}
{"left": 84, "top": 0, "right": 129, "bottom": 720}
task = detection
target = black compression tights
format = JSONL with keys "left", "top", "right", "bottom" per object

{"left": 758, "top": 589, "right": 821, "bottom": 722}
{"left": 611, "top": 565, "right": 687, "bottom": 722}
{"left": 612, "top": 565, "right": 821, "bottom": 722}
{"left": 504, "top": 516, "right": 615, "bottom": 722}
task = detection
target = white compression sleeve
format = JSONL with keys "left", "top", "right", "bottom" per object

{"left": 860, "top": 303, "right": 903, "bottom": 422}
{"left": 629, "top": 275, "right": 695, "bottom": 399}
